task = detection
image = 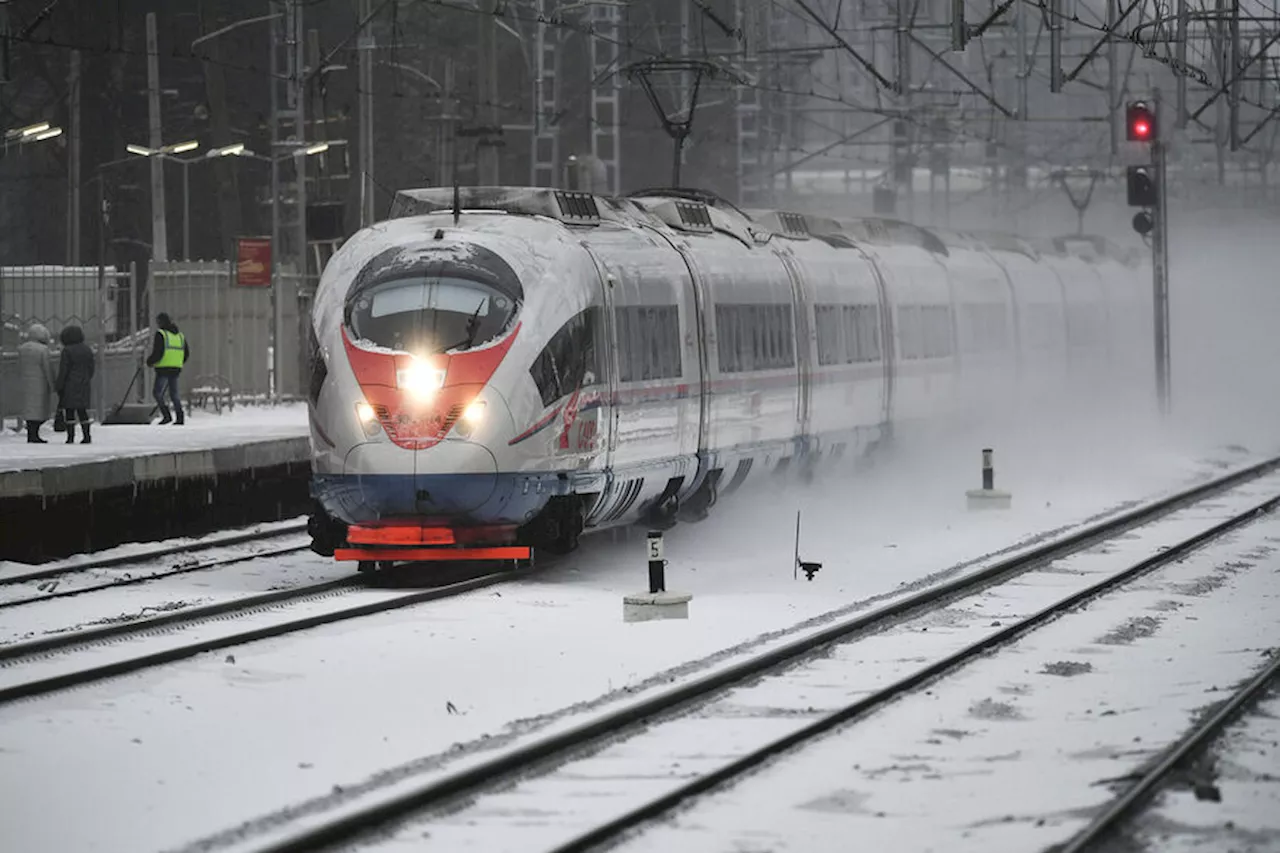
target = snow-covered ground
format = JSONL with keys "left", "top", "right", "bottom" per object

{"left": 343, "top": 471, "right": 1280, "bottom": 852}
{"left": 1128, "top": 689, "right": 1280, "bottom": 852}
{"left": 601, "top": 484, "right": 1280, "bottom": 853}
{"left": 0, "top": 537, "right": 337, "bottom": 645}
{"left": 0, "top": 401, "right": 308, "bottom": 472}
{"left": 0, "top": 403, "right": 1271, "bottom": 853}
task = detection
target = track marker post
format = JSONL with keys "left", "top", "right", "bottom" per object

{"left": 966, "top": 448, "right": 1012, "bottom": 510}
{"left": 623, "top": 530, "right": 692, "bottom": 622}
{"left": 794, "top": 511, "right": 823, "bottom": 581}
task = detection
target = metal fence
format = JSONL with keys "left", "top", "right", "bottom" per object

{"left": 149, "top": 261, "right": 313, "bottom": 402}
{"left": 1, "top": 260, "right": 315, "bottom": 428}
{"left": 0, "top": 264, "right": 142, "bottom": 426}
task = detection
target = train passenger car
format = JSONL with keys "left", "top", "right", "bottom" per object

{"left": 305, "top": 186, "right": 1149, "bottom": 567}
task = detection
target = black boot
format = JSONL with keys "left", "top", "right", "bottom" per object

{"left": 80, "top": 422, "right": 91, "bottom": 444}
{"left": 26, "top": 421, "right": 47, "bottom": 444}
{"left": 158, "top": 409, "right": 172, "bottom": 425}
{"left": 173, "top": 411, "right": 185, "bottom": 425}
{"left": 65, "top": 421, "right": 77, "bottom": 443}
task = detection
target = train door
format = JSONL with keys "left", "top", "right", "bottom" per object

{"left": 858, "top": 247, "right": 896, "bottom": 429}
{"left": 774, "top": 248, "right": 813, "bottom": 443}
{"left": 578, "top": 242, "right": 620, "bottom": 474}
{"left": 658, "top": 238, "right": 711, "bottom": 475}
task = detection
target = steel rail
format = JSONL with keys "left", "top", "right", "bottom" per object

{"left": 0, "top": 520, "right": 309, "bottom": 587}
{"left": 0, "top": 576, "right": 360, "bottom": 664}
{"left": 0, "top": 564, "right": 529, "bottom": 705}
{"left": 1055, "top": 649, "right": 1280, "bottom": 853}
{"left": 241, "top": 456, "right": 1280, "bottom": 853}
{"left": 0, "top": 540, "right": 312, "bottom": 611}
{"left": 544, "top": 495, "right": 1280, "bottom": 853}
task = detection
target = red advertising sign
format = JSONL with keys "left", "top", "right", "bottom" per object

{"left": 236, "top": 237, "right": 272, "bottom": 287}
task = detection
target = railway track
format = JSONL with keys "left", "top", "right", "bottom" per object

{"left": 1054, "top": 650, "right": 1280, "bottom": 853}
{"left": 0, "top": 560, "right": 530, "bottom": 705}
{"left": 224, "top": 456, "right": 1280, "bottom": 853}
{"left": 0, "top": 520, "right": 311, "bottom": 609}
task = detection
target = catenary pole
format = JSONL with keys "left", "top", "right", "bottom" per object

{"left": 145, "top": 13, "right": 168, "bottom": 262}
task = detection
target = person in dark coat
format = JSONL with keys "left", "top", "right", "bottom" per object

{"left": 145, "top": 312, "right": 190, "bottom": 425}
{"left": 18, "top": 322, "right": 56, "bottom": 443}
{"left": 55, "top": 324, "right": 96, "bottom": 444}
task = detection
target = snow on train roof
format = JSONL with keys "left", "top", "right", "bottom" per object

{"left": 386, "top": 186, "right": 1137, "bottom": 266}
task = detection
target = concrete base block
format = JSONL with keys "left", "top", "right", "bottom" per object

{"left": 966, "top": 488, "right": 1012, "bottom": 510}
{"left": 623, "top": 591, "right": 692, "bottom": 623}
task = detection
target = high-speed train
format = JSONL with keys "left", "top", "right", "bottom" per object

{"left": 304, "top": 186, "right": 1151, "bottom": 567}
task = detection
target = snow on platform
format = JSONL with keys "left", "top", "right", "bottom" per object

{"left": 0, "top": 403, "right": 309, "bottom": 476}
{"left": 0, "top": 404, "right": 312, "bottom": 560}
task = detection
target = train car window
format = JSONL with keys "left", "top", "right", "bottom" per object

{"left": 616, "top": 306, "right": 682, "bottom": 381}
{"left": 922, "top": 305, "right": 953, "bottom": 358}
{"left": 815, "top": 305, "right": 843, "bottom": 366}
{"left": 530, "top": 307, "right": 601, "bottom": 407}
{"left": 347, "top": 274, "right": 516, "bottom": 356}
{"left": 1066, "top": 303, "right": 1102, "bottom": 347}
{"left": 960, "top": 304, "right": 1010, "bottom": 354}
{"left": 1024, "top": 304, "right": 1056, "bottom": 350}
{"left": 716, "top": 304, "right": 795, "bottom": 372}
{"left": 845, "top": 304, "right": 881, "bottom": 362}
{"left": 898, "top": 305, "right": 922, "bottom": 360}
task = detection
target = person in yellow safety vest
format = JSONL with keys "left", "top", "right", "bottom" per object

{"left": 145, "top": 312, "right": 191, "bottom": 425}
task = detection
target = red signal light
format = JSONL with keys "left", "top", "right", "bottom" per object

{"left": 1126, "top": 101, "right": 1156, "bottom": 142}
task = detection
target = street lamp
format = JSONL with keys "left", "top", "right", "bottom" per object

{"left": 135, "top": 140, "right": 338, "bottom": 260}
{"left": 2, "top": 121, "right": 64, "bottom": 154}
{"left": 127, "top": 140, "right": 202, "bottom": 258}
{"left": 126, "top": 139, "right": 200, "bottom": 260}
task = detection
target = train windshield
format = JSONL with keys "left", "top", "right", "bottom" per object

{"left": 347, "top": 274, "right": 516, "bottom": 355}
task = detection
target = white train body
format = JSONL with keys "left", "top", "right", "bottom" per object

{"left": 305, "top": 187, "right": 1150, "bottom": 556}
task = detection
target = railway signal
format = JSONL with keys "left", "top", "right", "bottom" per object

{"left": 1123, "top": 93, "right": 1171, "bottom": 417}
{"left": 1126, "top": 101, "right": 1156, "bottom": 142}
{"left": 1127, "top": 165, "right": 1157, "bottom": 207}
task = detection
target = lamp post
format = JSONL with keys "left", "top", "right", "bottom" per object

{"left": 1, "top": 121, "right": 63, "bottom": 154}
{"left": 125, "top": 139, "right": 199, "bottom": 261}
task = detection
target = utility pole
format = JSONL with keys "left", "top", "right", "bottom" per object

{"left": 67, "top": 49, "right": 81, "bottom": 264}
{"left": 357, "top": 0, "right": 375, "bottom": 225}
{"left": 1124, "top": 95, "right": 1167, "bottom": 414}
{"left": 1176, "top": 0, "right": 1188, "bottom": 127}
{"left": 269, "top": 0, "right": 306, "bottom": 400}
{"left": 475, "top": 0, "right": 500, "bottom": 185}
{"left": 1229, "top": 0, "right": 1240, "bottom": 150}
{"left": 1049, "top": 0, "right": 1063, "bottom": 92}
{"left": 1, "top": 0, "right": 10, "bottom": 83}
{"left": 1153, "top": 89, "right": 1170, "bottom": 416}
{"left": 896, "top": 0, "right": 913, "bottom": 220}
{"left": 145, "top": 13, "right": 169, "bottom": 262}
{"left": 438, "top": 58, "right": 455, "bottom": 187}
{"left": 1107, "top": 0, "right": 1118, "bottom": 156}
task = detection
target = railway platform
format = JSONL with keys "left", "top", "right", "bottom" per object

{"left": 0, "top": 404, "right": 311, "bottom": 563}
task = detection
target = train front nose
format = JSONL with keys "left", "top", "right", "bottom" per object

{"left": 341, "top": 435, "right": 501, "bottom": 517}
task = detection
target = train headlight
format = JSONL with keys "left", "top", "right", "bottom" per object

{"left": 355, "top": 402, "right": 382, "bottom": 438}
{"left": 396, "top": 358, "right": 446, "bottom": 400}
{"left": 453, "top": 400, "right": 487, "bottom": 438}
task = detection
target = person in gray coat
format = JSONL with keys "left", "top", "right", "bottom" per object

{"left": 18, "top": 323, "right": 57, "bottom": 443}
{"left": 55, "top": 324, "right": 96, "bottom": 444}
